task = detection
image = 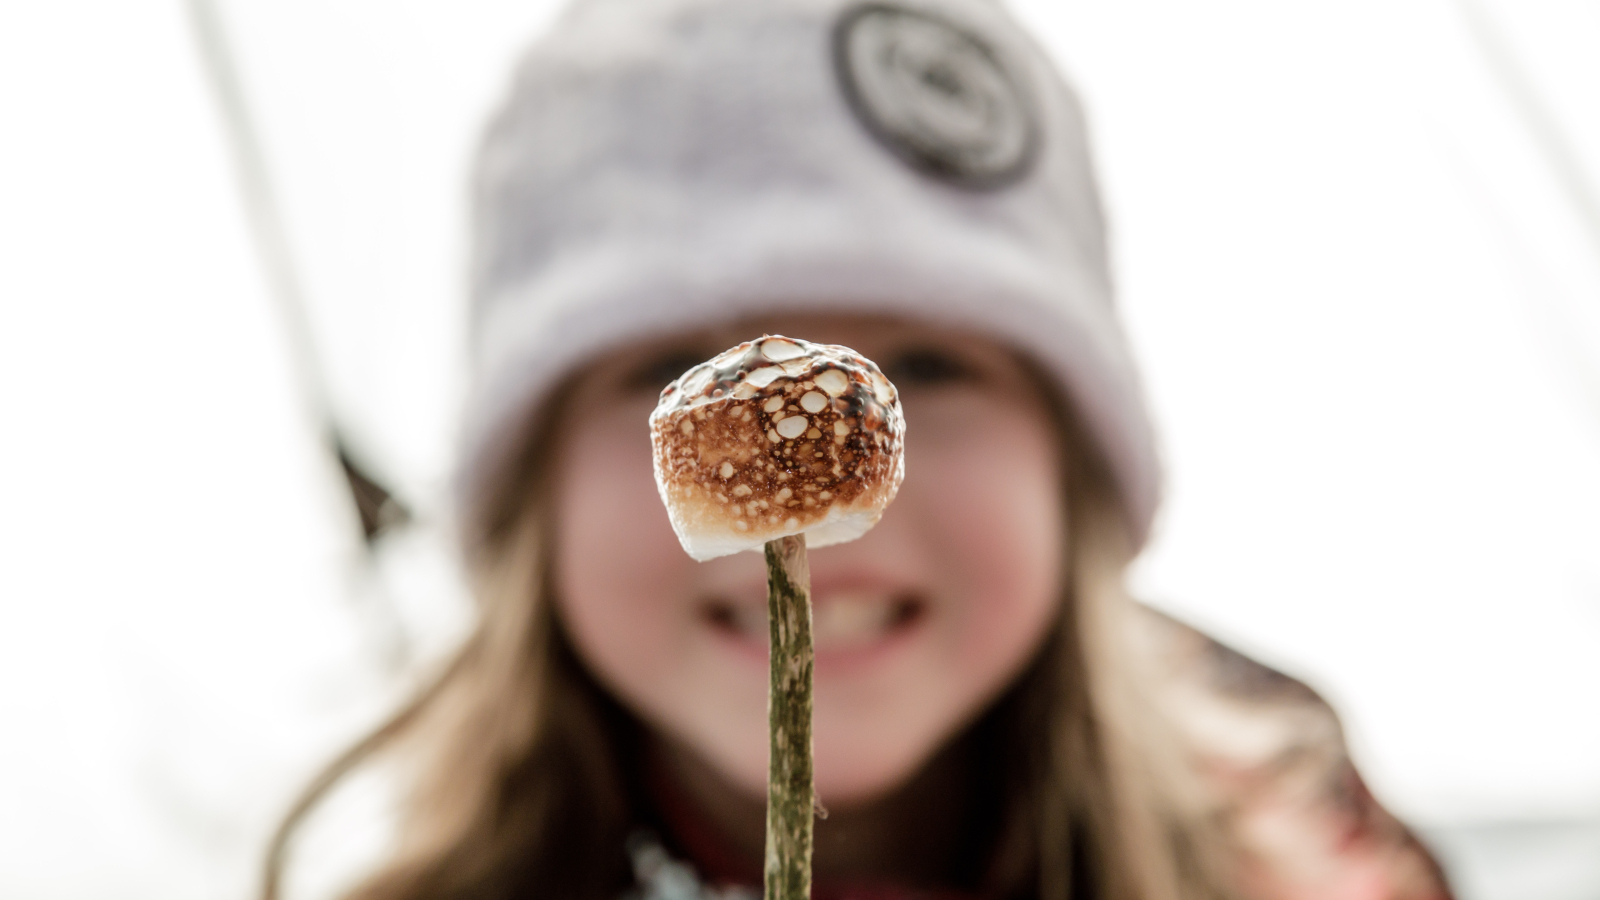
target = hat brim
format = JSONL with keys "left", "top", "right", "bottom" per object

{"left": 462, "top": 190, "right": 1160, "bottom": 548}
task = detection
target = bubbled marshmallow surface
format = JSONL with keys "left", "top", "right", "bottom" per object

{"left": 650, "top": 336, "right": 906, "bottom": 561}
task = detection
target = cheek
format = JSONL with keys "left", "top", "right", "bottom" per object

{"left": 551, "top": 404, "right": 700, "bottom": 703}
{"left": 808, "top": 391, "right": 1065, "bottom": 802}
{"left": 550, "top": 401, "right": 773, "bottom": 794}
{"left": 906, "top": 394, "right": 1063, "bottom": 689}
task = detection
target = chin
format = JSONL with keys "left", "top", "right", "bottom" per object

{"left": 684, "top": 723, "right": 934, "bottom": 809}
{"left": 700, "top": 732, "right": 784, "bottom": 800}
{"left": 812, "top": 728, "right": 936, "bottom": 807}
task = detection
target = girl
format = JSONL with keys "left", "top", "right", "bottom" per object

{"left": 268, "top": 1, "right": 1453, "bottom": 898}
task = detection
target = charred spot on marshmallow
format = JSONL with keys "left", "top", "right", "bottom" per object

{"left": 650, "top": 335, "right": 906, "bottom": 561}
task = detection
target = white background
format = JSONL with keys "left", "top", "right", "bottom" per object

{"left": 2, "top": 1, "right": 1598, "bottom": 898}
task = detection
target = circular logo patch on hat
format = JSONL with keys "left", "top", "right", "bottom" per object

{"left": 833, "top": 3, "right": 1038, "bottom": 188}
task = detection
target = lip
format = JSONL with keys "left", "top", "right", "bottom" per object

{"left": 698, "top": 574, "right": 930, "bottom": 676}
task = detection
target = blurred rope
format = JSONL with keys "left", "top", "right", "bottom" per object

{"left": 183, "top": 0, "right": 413, "bottom": 665}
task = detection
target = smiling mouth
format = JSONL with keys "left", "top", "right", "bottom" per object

{"left": 702, "top": 591, "right": 926, "bottom": 651}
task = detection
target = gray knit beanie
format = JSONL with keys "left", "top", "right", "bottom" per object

{"left": 462, "top": 0, "right": 1161, "bottom": 547}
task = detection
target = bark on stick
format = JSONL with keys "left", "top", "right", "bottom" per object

{"left": 763, "top": 533, "right": 814, "bottom": 900}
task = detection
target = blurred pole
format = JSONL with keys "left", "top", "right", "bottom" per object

{"left": 1452, "top": 0, "right": 1600, "bottom": 429}
{"left": 1453, "top": 0, "right": 1600, "bottom": 269}
{"left": 183, "top": 0, "right": 413, "bottom": 669}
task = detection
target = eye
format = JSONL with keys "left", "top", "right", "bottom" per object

{"left": 882, "top": 347, "right": 972, "bottom": 386}
{"left": 626, "top": 349, "right": 713, "bottom": 393}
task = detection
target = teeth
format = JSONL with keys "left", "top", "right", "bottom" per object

{"left": 814, "top": 594, "right": 901, "bottom": 649}
{"left": 709, "top": 593, "right": 914, "bottom": 650}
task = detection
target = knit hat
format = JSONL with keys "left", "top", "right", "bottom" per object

{"left": 462, "top": 0, "right": 1161, "bottom": 547}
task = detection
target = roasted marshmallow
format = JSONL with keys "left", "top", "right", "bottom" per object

{"left": 650, "top": 336, "right": 906, "bottom": 561}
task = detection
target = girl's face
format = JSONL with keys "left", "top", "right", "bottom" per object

{"left": 553, "top": 316, "right": 1065, "bottom": 806}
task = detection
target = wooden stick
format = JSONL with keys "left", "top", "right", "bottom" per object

{"left": 763, "top": 533, "right": 814, "bottom": 900}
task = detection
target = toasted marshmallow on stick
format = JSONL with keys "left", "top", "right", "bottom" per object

{"left": 648, "top": 335, "right": 905, "bottom": 900}
{"left": 650, "top": 335, "right": 906, "bottom": 561}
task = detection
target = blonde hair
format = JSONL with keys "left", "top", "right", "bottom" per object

{"left": 264, "top": 378, "right": 1233, "bottom": 900}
